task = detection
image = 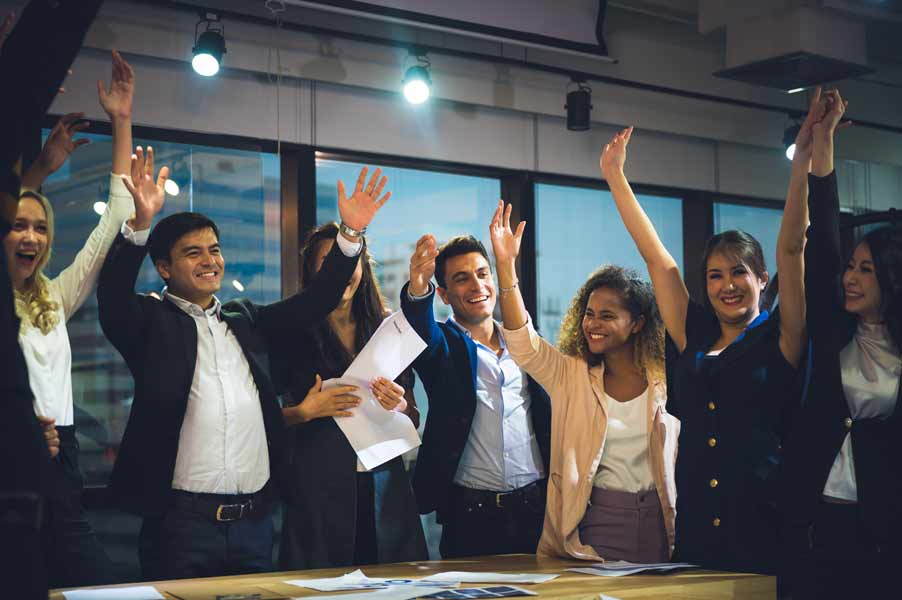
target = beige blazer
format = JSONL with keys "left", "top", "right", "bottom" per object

{"left": 502, "top": 320, "right": 679, "bottom": 561}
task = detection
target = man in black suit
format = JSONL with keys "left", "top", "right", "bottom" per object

{"left": 401, "top": 234, "right": 551, "bottom": 558}
{"left": 97, "top": 148, "right": 390, "bottom": 579}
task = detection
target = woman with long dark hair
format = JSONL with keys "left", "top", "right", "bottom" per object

{"left": 484, "top": 199, "right": 678, "bottom": 563}
{"left": 782, "top": 90, "right": 901, "bottom": 599}
{"left": 277, "top": 220, "right": 427, "bottom": 569}
{"left": 599, "top": 95, "right": 819, "bottom": 573}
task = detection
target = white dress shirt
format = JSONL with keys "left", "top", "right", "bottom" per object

{"left": 448, "top": 316, "right": 546, "bottom": 492}
{"left": 20, "top": 174, "right": 134, "bottom": 425}
{"left": 593, "top": 388, "right": 655, "bottom": 493}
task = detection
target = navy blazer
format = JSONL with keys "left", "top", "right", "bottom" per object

{"left": 97, "top": 233, "right": 358, "bottom": 516}
{"left": 401, "top": 283, "right": 551, "bottom": 521}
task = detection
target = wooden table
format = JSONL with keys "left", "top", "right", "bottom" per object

{"left": 52, "top": 554, "right": 775, "bottom": 599}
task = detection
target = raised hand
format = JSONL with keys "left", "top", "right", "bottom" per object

{"left": 97, "top": 49, "right": 135, "bottom": 121}
{"left": 337, "top": 166, "right": 391, "bottom": 232}
{"left": 409, "top": 234, "right": 438, "bottom": 296}
{"left": 33, "top": 113, "right": 91, "bottom": 176}
{"left": 370, "top": 377, "right": 407, "bottom": 412}
{"left": 287, "top": 374, "right": 361, "bottom": 423}
{"left": 792, "top": 86, "right": 826, "bottom": 167}
{"left": 600, "top": 126, "right": 633, "bottom": 181}
{"left": 489, "top": 200, "right": 525, "bottom": 264}
{"left": 814, "top": 89, "right": 851, "bottom": 138}
{"left": 123, "top": 146, "right": 169, "bottom": 230}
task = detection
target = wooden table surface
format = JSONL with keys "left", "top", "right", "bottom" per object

{"left": 52, "top": 554, "right": 775, "bottom": 600}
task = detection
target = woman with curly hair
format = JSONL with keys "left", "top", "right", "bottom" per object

{"left": 275, "top": 220, "right": 427, "bottom": 569}
{"left": 488, "top": 200, "right": 678, "bottom": 563}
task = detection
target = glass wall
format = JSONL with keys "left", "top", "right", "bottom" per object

{"left": 713, "top": 202, "right": 783, "bottom": 286}
{"left": 41, "top": 130, "right": 281, "bottom": 487}
{"left": 535, "top": 183, "right": 684, "bottom": 344}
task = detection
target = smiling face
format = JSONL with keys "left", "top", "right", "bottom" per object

{"left": 843, "top": 241, "right": 883, "bottom": 323}
{"left": 436, "top": 251, "right": 496, "bottom": 326}
{"left": 4, "top": 196, "right": 50, "bottom": 291}
{"left": 155, "top": 227, "right": 224, "bottom": 308}
{"left": 705, "top": 250, "right": 767, "bottom": 326}
{"left": 313, "top": 238, "right": 363, "bottom": 303}
{"left": 581, "top": 286, "right": 644, "bottom": 356}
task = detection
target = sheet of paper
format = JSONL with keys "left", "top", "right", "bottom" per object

{"left": 62, "top": 586, "right": 164, "bottom": 600}
{"left": 568, "top": 561, "right": 697, "bottom": 577}
{"left": 284, "top": 569, "right": 456, "bottom": 592}
{"left": 422, "top": 585, "right": 539, "bottom": 598}
{"left": 329, "top": 311, "right": 426, "bottom": 470}
{"left": 600, "top": 595, "right": 623, "bottom": 600}
{"left": 306, "top": 585, "right": 450, "bottom": 600}
{"left": 422, "top": 572, "right": 558, "bottom": 584}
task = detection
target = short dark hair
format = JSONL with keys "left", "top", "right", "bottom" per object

{"left": 147, "top": 212, "right": 220, "bottom": 264}
{"left": 701, "top": 229, "right": 768, "bottom": 310}
{"left": 434, "top": 235, "right": 490, "bottom": 288}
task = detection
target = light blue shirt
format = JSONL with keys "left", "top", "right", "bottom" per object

{"left": 447, "top": 316, "right": 546, "bottom": 492}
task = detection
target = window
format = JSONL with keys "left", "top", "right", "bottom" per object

{"left": 315, "top": 158, "right": 501, "bottom": 428}
{"left": 713, "top": 203, "right": 783, "bottom": 284}
{"left": 535, "top": 183, "right": 684, "bottom": 344}
{"left": 41, "top": 130, "right": 281, "bottom": 487}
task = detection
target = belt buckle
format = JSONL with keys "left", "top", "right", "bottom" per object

{"left": 495, "top": 492, "right": 504, "bottom": 509}
{"left": 215, "top": 501, "right": 248, "bottom": 522}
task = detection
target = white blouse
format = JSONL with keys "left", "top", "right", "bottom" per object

{"left": 18, "top": 174, "right": 134, "bottom": 425}
{"left": 823, "top": 322, "right": 901, "bottom": 501}
{"left": 594, "top": 387, "right": 655, "bottom": 493}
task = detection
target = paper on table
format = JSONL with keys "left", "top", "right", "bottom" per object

{"left": 328, "top": 311, "right": 426, "bottom": 470}
{"left": 62, "top": 586, "right": 164, "bottom": 600}
{"left": 568, "top": 561, "right": 697, "bottom": 577}
{"left": 600, "top": 595, "right": 623, "bottom": 600}
{"left": 422, "top": 586, "right": 539, "bottom": 598}
{"left": 421, "top": 572, "right": 558, "bottom": 584}
{"left": 284, "top": 568, "right": 456, "bottom": 592}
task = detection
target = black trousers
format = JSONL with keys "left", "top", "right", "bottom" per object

{"left": 791, "top": 501, "right": 897, "bottom": 600}
{"left": 42, "top": 426, "right": 115, "bottom": 588}
{"left": 139, "top": 487, "right": 274, "bottom": 580}
{"left": 439, "top": 480, "right": 545, "bottom": 558}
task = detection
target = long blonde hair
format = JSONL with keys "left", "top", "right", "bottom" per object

{"left": 557, "top": 265, "right": 665, "bottom": 382}
{"left": 14, "top": 191, "right": 59, "bottom": 335}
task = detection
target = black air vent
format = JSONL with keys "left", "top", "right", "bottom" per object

{"left": 714, "top": 51, "right": 873, "bottom": 89}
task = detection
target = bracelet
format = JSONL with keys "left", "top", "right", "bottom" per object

{"left": 339, "top": 221, "right": 366, "bottom": 238}
{"left": 499, "top": 280, "right": 519, "bottom": 294}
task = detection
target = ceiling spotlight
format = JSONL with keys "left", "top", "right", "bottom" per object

{"left": 784, "top": 123, "right": 801, "bottom": 161}
{"left": 566, "top": 79, "right": 593, "bottom": 131}
{"left": 192, "top": 14, "right": 226, "bottom": 77}
{"left": 402, "top": 50, "right": 431, "bottom": 105}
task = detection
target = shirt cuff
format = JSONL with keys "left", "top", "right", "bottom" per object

{"left": 121, "top": 221, "right": 150, "bottom": 246}
{"left": 407, "top": 282, "right": 434, "bottom": 301}
{"left": 335, "top": 233, "right": 362, "bottom": 257}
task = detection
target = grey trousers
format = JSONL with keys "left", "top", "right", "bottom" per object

{"left": 578, "top": 487, "right": 669, "bottom": 563}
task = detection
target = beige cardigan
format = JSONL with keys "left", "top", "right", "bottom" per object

{"left": 502, "top": 320, "right": 679, "bottom": 561}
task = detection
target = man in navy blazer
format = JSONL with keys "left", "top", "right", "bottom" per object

{"left": 402, "top": 233, "right": 551, "bottom": 558}
{"left": 98, "top": 151, "right": 390, "bottom": 579}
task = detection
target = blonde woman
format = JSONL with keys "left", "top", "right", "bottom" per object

{"left": 3, "top": 50, "right": 135, "bottom": 587}
{"left": 478, "top": 200, "right": 678, "bottom": 562}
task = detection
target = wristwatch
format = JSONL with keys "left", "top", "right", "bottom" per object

{"left": 339, "top": 221, "right": 366, "bottom": 238}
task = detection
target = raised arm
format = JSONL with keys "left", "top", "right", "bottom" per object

{"left": 775, "top": 87, "right": 826, "bottom": 368}
{"left": 20, "top": 113, "right": 90, "bottom": 190}
{"left": 98, "top": 49, "right": 135, "bottom": 176}
{"left": 601, "top": 128, "right": 690, "bottom": 352}
{"left": 401, "top": 234, "right": 448, "bottom": 357}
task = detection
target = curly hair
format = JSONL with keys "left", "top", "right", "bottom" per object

{"left": 557, "top": 265, "right": 665, "bottom": 381}
{"left": 14, "top": 191, "right": 59, "bottom": 335}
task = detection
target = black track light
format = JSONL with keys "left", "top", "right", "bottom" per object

{"left": 193, "top": 14, "right": 226, "bottom": 77}
{"left": 566, "top": 79, "right": 593, "bottom": 131}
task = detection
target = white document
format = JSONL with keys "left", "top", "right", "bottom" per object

{"left": 306, "top": 585, "right": 450, "bottom": 600}
{"left": 328, "top": 311, "right": 426, "bottom": 470}
{"left": 421, "top": 572, "right": 558, "bottom": 584}
{"left": 62, "top": 586, "right": 164, "bottom": 600}
{"left": 600, "top": 595, "right": 624, "bottom": 600}
{"left": 568, "top": 561, "right": 697, "bottom": 577}
{"left": 285, "top": 568, "right": 457, "bottom": 592}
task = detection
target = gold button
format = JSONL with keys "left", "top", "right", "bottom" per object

{"left": 708, "top": 437, "right": 717, "bottom": 448}
{"left": 709, "top": 478, "right": 719, "bottom": 488}
{"left": 844, "top": 417, "right": 853, "bottom": 430}
{"left": 708, "top": 402, "right": 716, "bottom": 411}
{"left": 713, "top": 517, "right": 721, "bottom": 527}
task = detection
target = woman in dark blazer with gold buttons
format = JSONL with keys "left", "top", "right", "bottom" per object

{"left": 600, "top": 107, "right": 814, "bottom": 574}
{"left": 781, "top": 90, "right": 901, "bottom": 600}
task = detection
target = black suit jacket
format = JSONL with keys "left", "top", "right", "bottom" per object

{"left": 98, "top": 233, "right": 358, "bottom": 516}
{"left": 400, "top": 283, "right": 552, "bottom": 522}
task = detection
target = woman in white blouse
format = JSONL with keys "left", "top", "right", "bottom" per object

{"left": 481, "top": 200, "right": 678, "bottom": 562}
{"left": 3, "top": 50, "right": 136, "bottom": 588}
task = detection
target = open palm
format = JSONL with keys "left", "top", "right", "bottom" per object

{"left": 98, "top": 49, "right": 134, "bottom": 120}
{"left": 123, "top": 146, "right": 169, "bottom": 227}
{"left": 600, "top": 126, "right": 633, "bottom": 180}
{"left": 489, "top": 200, "right": 525, "bottom": 263}
{"left": 337, "top": 166, "right": 391, "bottom": 231}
